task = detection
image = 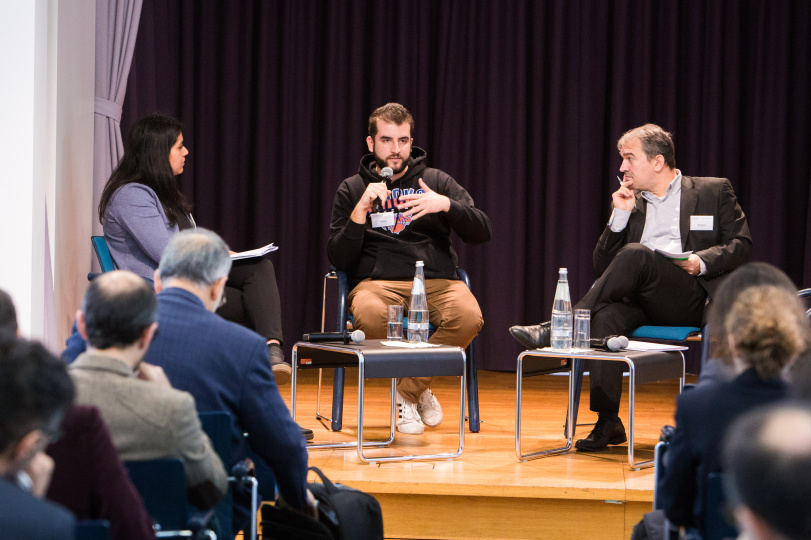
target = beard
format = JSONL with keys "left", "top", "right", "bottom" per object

{"left": 373, "top": 145, "right": 409, "bottom": 175}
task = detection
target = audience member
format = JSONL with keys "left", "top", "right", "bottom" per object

{"left": 69, "top": 270, "right": 227, "bottom": 509}
{"left": 139, "top": 229, "right": 312, "bottom": 533}
{"left": 0, "top": 339, "right": 76, "bottom": 538}
{"left": 723, "top": 404, "right": 811, "bottom": 540}
{"left": 660, "top": 284, "right": 809, "bottom": 531}
{"left": 46, "top": 405, "right": 156, "bottom": 540}
{"left": 698, "top": 262, "right": 802, "bottom": 386}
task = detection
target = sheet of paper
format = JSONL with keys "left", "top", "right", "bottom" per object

{"left": 380, "top": 340, "right": 440, "bottom": 348}
{"left": 230, "top": 243, "right": 278, "bottom": 260}
{"left": 654, "top": 248, "right": 692, "bottom": 261}
{"left": 624, "top": 340, "right": 689, "bottom": 351}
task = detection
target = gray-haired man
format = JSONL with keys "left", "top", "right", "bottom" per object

{"left": 142, "top": 229, "right": 313, "bottom": 535}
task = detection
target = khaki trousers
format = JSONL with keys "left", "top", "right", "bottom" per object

{"left": 348, "top": 279, "right": 483, "bottom": 403}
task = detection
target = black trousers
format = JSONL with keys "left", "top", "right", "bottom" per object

{"left": 216, "top": 257, "right": 284, "bottom": 345}
{"left": 575, "top": 244, "right": 706, "bottom": 414}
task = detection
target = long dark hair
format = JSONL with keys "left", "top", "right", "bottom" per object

{"left": 98, "top": 114, "right": 191, "bottom": 225}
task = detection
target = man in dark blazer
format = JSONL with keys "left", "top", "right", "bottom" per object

{"left": 0, "top": 339, "right": 76, "bottom": 539}
{"left": 142, "top": 228, "right": 313, "bottom": 533}
{"left": 511, "top": 124, "right": 752, "bottom": 451}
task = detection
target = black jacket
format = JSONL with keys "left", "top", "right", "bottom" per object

{"left": 328, "top": 147, "right": 491, "bottom": 281}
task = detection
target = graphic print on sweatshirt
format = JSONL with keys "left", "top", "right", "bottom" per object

{"left": 369, "top": 187, "right": 422, "bottom": 234}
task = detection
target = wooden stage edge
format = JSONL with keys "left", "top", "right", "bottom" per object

{"left": 280, "top": 368, "right": 692, "bottom": 540}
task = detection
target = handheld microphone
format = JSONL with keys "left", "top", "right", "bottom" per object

{"left": 302, "top": 330, "right": 365, "bottom": 344}
{"left": 590, "top": 335, "right": 629, "bottom": 352}
{"left": 372, "top": 167, "right": 394, "bottom": 213}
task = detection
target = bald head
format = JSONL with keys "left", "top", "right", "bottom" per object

{"left": 82, "top": 270, "right": 157, "bottom": 349}
{"left": 724, "top": 405, "right": 811, "bottom": 540}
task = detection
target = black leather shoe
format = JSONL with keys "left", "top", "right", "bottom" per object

{"left": 509, "top": 322, "right": 552, "bottom": 349}
{"left": 269, "top": 343, "right": 292, "bottom": 385}
{"left": 301, "top": 427, "right": 314, "bottom": 441}
{"left": 575, "top": 417, "right": 627, "bottom": 451}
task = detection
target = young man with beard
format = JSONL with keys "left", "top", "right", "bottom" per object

{"left": 329, "top": 103, "right": 492, "bottom": 435}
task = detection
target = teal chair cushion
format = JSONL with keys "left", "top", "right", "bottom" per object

{"left": 630, "top": 325, "right": 701, "bottom": 341}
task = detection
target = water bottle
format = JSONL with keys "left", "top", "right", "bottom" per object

{"left": 550, "top": 268, "right": 572, "bottom": 351}
{"left": 408, "top": 261, "right": 430, "bottom": 343}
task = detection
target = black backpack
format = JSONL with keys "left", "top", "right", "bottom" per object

{"left": 262, "top": 467, "right": 384, "bottom": 540}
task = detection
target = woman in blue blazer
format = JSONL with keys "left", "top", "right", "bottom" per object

{"left": 98, "top": 114, "right": 290, "bottom": 382}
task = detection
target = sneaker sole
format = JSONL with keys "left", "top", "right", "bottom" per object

{"left": 396, "top": 425, "right": 425, "bottom": 435}
{"left": 421, "top": 416, "right": 443, "bottom": 428}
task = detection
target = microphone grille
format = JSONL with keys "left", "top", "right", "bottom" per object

{"left": 617, "top": 336, "right": 629, "bottom": 348}
{"left": 606, "top": 336, "right": 621, "bottom": 351}
{"left": 381, "top": 167, "right": 393, "bottom": 178}
{"left": 350, "top": 329, "right": 366, "bottom": 343}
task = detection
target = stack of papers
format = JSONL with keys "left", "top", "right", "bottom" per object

{"left": 230, "top": 243, "right": 278, "bottom": 260}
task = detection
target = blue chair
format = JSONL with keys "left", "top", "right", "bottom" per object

{"left": 198, "top": 411, "right": 259, "bottom": 540}
{"left": 75, "top": 520, "right": 111, "bottom": 540}
{"left": 125, "top": 458, "right": 215, "bottom": 539}
{"left": 318, "top": 267, "right": 481, "bottom": 433}
{"left": 88, "top": 236, "right": 116, "bottom": 280}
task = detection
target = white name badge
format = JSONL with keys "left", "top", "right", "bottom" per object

{"left": 371, "top": 211, "right": 396, "bottom": 228}
{"left": 690, "top": 215, "right": 714, "bottom": 231}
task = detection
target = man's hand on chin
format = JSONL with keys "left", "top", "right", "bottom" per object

{"left": 673, "top": 254, "right": 702, "bottom": 276}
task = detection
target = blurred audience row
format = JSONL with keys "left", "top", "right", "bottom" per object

{"left": 634, "top": 262, "right": 811, "bottom": 540}
{"left": 0, "top": 229, "right": 312, "bottom": 539}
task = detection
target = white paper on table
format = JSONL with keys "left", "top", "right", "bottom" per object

{"left": 624, "top": 340, "right": 689, "bottom": 351}
{"left": 380, "top": 341, "right": 440, "bottom": 348}
{"left": 654, "top": 248, "right": 692, "bottom": 261}
{"left": 230, "top": 243, "right": 278, "bottom": 260}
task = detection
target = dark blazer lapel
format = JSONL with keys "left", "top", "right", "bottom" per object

{"left": 680, "top": 176, "right": 699, "bottom": 250}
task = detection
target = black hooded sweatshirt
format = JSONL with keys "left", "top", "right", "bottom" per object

{"left": 328, "top": 147, "right": 491, "bottom": 281}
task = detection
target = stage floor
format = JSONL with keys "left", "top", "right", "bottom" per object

{"left": 282, "top": 368, "right": 689, "bottom": 540}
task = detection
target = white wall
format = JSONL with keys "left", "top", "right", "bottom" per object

{"left": 54, "top": 0, "right": 96, "bottom": 347}
{"left": 0, "top": 0, "right": 95, "bottom": 349}
{"left": 0, "top": 1, "right": 52, "bottom": 342}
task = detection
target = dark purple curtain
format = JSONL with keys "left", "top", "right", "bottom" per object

{"left": 122, "top": 0, "right": 811, "bottom": 371}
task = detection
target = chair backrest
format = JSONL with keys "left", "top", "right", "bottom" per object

{"left": 91, "top": 236, "right": 116, "bottom": 273}
{"left": 76, "top": 520, "right": 111, "bottom": 540}
{"left": 198, "top": 411, "right": 235, "bottom": 537}
{"left": 125, "top": 458, "right": 188, "bottom": 532}
{"left": 798, "top": 288, "right": 811, "bottom": 318}
{"left": 652, "top": 440, "right": 668, "bottom": 511}
{"left": 703, "top": 472, "right": 738, "bottom": 540}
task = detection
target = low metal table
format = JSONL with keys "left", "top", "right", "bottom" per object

{"left": 292, "top": 340, "right": 466, "bottom": 463}
{"left": 516, "top": 346, "right": 686, "bottom": 469}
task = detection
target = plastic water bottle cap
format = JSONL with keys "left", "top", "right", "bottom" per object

{"left": 416, "top": 261, "right": 424, "bottom": 267}
{"left": 559, "top": 267, "right": 567, "bottom": 273}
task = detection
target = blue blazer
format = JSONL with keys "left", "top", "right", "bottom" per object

{"left": 0, "top": 476, "right": 76, "bottom": 539}
{"left": 660, "top": 368, "right": 787, "bottom": 529}
{"left": 143, "top": 288, "right": 309, "bottom": 510}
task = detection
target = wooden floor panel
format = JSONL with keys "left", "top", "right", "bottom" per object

{"left": 283, "top": 367, "right": 692, "bottom": 539}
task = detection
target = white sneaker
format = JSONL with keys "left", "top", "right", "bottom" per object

{"left": 417, "top": 388, "right": 443, "bottom": 427}
{"left": 396, "top": 392, "right": 425, "bottom": 434}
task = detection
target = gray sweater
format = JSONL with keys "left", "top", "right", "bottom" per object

{"left": 103, "top": 183, "right": 179, "bottom": 280}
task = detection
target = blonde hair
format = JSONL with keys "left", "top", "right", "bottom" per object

{"left": 725, "top": 285, "right": 810, "bottom": 379}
